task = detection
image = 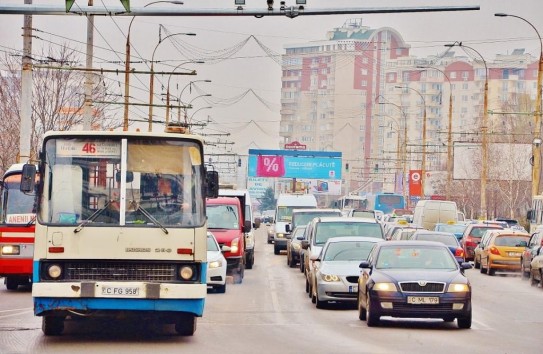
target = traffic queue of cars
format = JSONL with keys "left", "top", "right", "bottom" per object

{"left": 270, "top": 208, "right": 475, "bottom": 328}
{"left": 268, "top": 201, "right": 543, "bottom": 329}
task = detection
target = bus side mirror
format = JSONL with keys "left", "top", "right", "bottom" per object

{"left": 20, "top": 164, "right": 36, "bottom": 193}
{"left": 206, "top": 170, "right": 219, "bottom": 198}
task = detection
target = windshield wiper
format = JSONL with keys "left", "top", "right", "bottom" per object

{"left": 73, "top": 200, "right": 114, "bottom": 233}
{"left": 25, "top": 215, "right": 36, "bottom": 227}
{"left": 130, "top": 201, "right": 169, "bottom": 235}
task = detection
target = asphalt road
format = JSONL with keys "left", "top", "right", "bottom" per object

{"left": 1, "top": 226, "right": 542, "bottom": 354}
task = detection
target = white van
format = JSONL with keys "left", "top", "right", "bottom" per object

{"left": 273, "top": 193, "right": 317, "bottom": 255}
{"left": 412, "top": 200, "right": 458, "bottom": 230}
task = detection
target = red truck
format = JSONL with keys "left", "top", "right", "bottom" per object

{"left": 206, "top": 196, "right": 252, "bottom": 284}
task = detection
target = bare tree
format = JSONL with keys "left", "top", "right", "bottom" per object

{"left": 0, "top": 43, "right": 120, "bottom": 175}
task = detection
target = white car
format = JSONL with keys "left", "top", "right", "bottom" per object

{"left": 311, "top": 236, "right": 384, "bottom": 308}
{"left": 207, "top": 232, "right": 227, "bottom": 293}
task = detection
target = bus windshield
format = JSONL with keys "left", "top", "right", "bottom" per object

{"left": 1, "top": 174, "right": 36, "bottom": 224}
{"left": 40, "top": 137, "right": 205, "bottom": 227}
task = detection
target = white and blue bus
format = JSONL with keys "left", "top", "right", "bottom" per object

{"left": 366, "top": 192, "right": 406, "bottom": 215}
{"left": 21, "top": 129, "right": 218, "bottom": 336}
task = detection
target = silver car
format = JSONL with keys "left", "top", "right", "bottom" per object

{"left": 311, "top": 236, "right": 384, "bottom": 308}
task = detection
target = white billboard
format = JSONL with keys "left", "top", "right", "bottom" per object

{"left": 453, "top": 142, "right": 531, "bottom": 181}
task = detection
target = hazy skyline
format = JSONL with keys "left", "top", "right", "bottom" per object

{"left": 1, "top": 0, "right": 542, "bottom": 157}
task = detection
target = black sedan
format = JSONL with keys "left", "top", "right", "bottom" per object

{"left": 357, "top": 241, "right": 472, "bottom": 328}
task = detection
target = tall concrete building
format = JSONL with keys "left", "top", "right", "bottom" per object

{"left": 280, "top": 19, "right": 410, "bottom": 195}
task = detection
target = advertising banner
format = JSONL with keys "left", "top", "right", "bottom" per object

{"left": 409, "top": 169, "right": 422, "bottom": 197}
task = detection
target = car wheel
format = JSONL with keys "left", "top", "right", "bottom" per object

{"left": 5, "top": 277, "right": 18, "bottom": 291}
{"left": 488, "top": 267, "right": 496, "bottom": 276}
{"left": 289, "top": 256, "right": 297, "bottom": 269}
{"left": 286, "top": 253, "right": 291, "bottom": 266}
{"left": 474, "top": 257, "right": 480, "bottom": 269}
{"left": 274, "top": 245, "right": 280, "bottom": 255}
{"left": 311, "top": 285, "right": 317, "bottom": 304}
{"left": 42, "top": 316, "right": 65, "bottom": 336}
{"left": 267, "top": 238, "right": 272, "bottom": 244}
{"left": 521, "top": 260, "right": 529, "bottom": 280}
{"left": 480, "top": 261, "right": 487, "bottom": 274}
{"left": 457, "top": 309, "right": 472, "bottom": 329}
{"left": 246, "top": 253, "right": 254, "bottom": 270}
{"left": 529, "top": 268, "right": 538, "bottom": 286}
{"left": 299, "top": 259, "right": 305, "bottom": 273}
{"left": 357, "top": 292, "right": 366, "bottom": 321}
{"left": 315, "top": 289, "right": 326, "bottom": 309}
{"left": 366, "top": 295, "right": 380, "bottom": 327}
{"left": 175, "top": 314, "right": 197, "bottom": 336}
{"left": 305, "top": 277, "right": 310, "bottom": 294}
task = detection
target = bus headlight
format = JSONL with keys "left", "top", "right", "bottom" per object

{"left": 179, "top": 265, "right": 194, "bottom": 280}
{"left": 1, "top": 245, "right": 20, "bottom": 255}
{"left": 47, "top": 264, "right": 63, "bottom": 279}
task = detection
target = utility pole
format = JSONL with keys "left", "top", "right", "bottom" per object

{"left": 19, "top": 0, "right": 33, "bottom": 163}
{"left": 82, "top": 0, "right": 94, "bottom": 130}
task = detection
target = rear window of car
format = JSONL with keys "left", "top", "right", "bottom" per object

{"left": 323, "top": 241, "right": 375, "bottom": 261}
{"left": 493, "top": 235, "right": 529, "bottom": 247}
{"left": 469, "top": 226, "right": 500, "bottom": 238}
{"left": 414, "top": 233, "right": 458, "bottom": 247}
{"left": 315, "top": 222, "right": 383, "bottom": 244}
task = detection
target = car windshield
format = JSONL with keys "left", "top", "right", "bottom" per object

{"left": 315, "top": 221, "right": 382, "bottom": 244}
{"left": 292, "top": 226, "right": 307, "bottom": 239}
{"left": 376, "top": 246, "right": 458, "bottom": 270}
{"left": 323, "top": 241, "right": 375, "bottom": 261}
{"left": 413, "top": 233, "right": 459, "bottom": 247}
{"left": 494, "top": 235, "right": 529, "bottom": 247}
{"left": 207, "top": 205, "right": 239, "bottom": 229}
{"left": 206, "top": 235, "right": 219, "bottom": 251}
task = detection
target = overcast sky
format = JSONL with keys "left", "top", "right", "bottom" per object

{"left": 1, "top": 0, "right": 542, "bottom": 156}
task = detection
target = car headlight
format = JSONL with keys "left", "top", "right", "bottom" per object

{"left": 179, "top": 265, "right": 194, "bottom": 280}
{"left": 321, "top": 273, "right": 340, "bottom": 282}
{"left": 230, "top": 238, "right": 239, "bottom": 253}
{"left": 276, "top": 233, "right": 284, "bottom": 238}
{"left": 47, "top": 264, "right": 62, "bottom": 279}
{"left": 448, "top": 283, "right": 470, "bottom": 292}
{"left": 209, "top": 260, "right": 222, "bottom": 269}
{"left": 373, "top": 282, "right": 397, "bottom": 291}
{"left": 1, "top": 245, "right": 20, "bottom": 255}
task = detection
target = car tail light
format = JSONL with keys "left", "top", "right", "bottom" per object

{"left": 490, "top": 246, "right": 500, "bottom": 255}
{"left": 455, "top": 248, "right": 465, "bottom": 258}
{"left": 465, "top": 237, "right": 477, "bottom": 248}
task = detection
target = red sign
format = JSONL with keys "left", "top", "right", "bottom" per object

{"left": 284, "top": 141, "right": 307, "bottom": 150}
{"left": 256, "top": 155, "right": 285, "bottom": 177}
{"left": 409, "top": 170, "right": 422, "bottom": 197}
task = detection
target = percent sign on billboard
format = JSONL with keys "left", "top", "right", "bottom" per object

{"left": 256, "top": 155, "right": 285, "bottom": 177}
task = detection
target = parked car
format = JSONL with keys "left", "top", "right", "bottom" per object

{"left": 206, "top": 232, "right": 227, "bottom": 293}
{"left": 521, "top": 230, "right": 543, "bottom": 279}
{"left": 409, "top": 230, "right": 465, "bottom": 263}
{"left": 529, "top": 254, "right": 543, "bottom": 286}
{"left": 302, "top": 217, "right": 384, "bottom": 299}
{"left": 287, "top": 225, "right": 307, "bottom": 268}
{"left": 357, "top": 241, "right": 473, "bottom": 328}
{"left": 311, "top": 237, "right": 384, "bottom": 308}
{"left": 478, "top": 229, "right": 530, "bottom": 276}
{"left": 460, "top": 223, "right": 504, "bottom": 261}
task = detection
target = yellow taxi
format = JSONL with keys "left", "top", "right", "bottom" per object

{"left": 479, "top": 229, "right": 530, "bottom": 276}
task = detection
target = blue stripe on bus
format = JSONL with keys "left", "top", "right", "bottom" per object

{"left": 34, "top": 297, "right": 205, "bottom": 316}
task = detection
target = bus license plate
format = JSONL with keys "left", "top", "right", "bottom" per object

{"left": 101, "top": 286, "right": 140, "bottom": 297}
{"left": 407, "top": 296, "right": 439, "bottom": 305}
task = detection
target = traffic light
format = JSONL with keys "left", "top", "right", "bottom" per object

{"left": 374, "top": 164, "right": 379, "bottom": 172}
{"left": 345, "top": 163, "right": 349, "bottom": 171}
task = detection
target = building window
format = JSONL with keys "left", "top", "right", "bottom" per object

{"left": 450, "top": 72, "right": 457, "bottom": 79}
{"left": 361, "top": 80, "right": 368, "bottom": 87}
{"left": 361, "top": 68, "right": 368, "bottom": 75}
{"left": 362, "top": 57, "right": 369, "bottom": 64}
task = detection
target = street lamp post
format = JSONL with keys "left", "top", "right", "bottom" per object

{"left": 148, "top": 32, "right": 196, "bottom": 132}
{"left": 377, "top": 97, "right": 408, "bottom": 203}
{"left": 176, "top": 80, "right": 212, "bottom": 123}
{"left": 165, "top": 61, "right": 204, "bottom": 124}
{"left": 396, "top": 85, "right": 427, "bottom": 198}
{"left": 417, "top": 65, "right": 454, "bottom": 199}
{"left": 446, "top": 42, "right": 488, "bottom": 218}
{"left": 188, "top": 106, "right": 212, "bottom": 127}
{"left": 495, "top": 13, "right": 543, "bottom": 197}
{"left": 184, "top": 94, "right": 212, "bottom": 124}
{"left": 123, "top": 1, "right": 184, "bottom": 131}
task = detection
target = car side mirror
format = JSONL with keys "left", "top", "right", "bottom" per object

{"left": 296, "top": 235, "right": 304, "bottom": 240}
{"left": 460, "top": 262, "right": 472, "bottom": 270}
{"left": 359, "top": 260, "right": 371, "bottom": 269}
{"left": 285, "top": 224, "right": 291, "bottom": 233}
